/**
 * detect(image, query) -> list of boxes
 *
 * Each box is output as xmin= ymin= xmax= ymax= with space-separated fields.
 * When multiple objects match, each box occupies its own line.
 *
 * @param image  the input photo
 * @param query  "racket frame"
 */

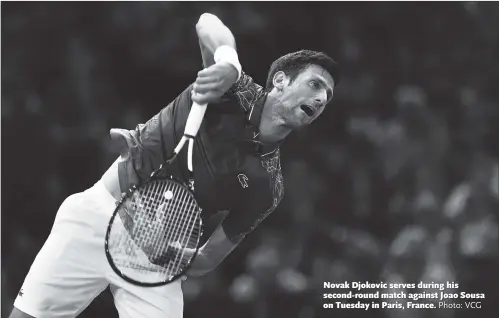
xmin=104 ymin=173 xmax=203 ymax=287
xmin=105 ymin=99 xmax=207 ymax=286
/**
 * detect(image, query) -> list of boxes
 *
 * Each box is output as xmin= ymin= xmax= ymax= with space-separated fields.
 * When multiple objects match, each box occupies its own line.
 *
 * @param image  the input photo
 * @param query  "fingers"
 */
xmin=197 ymin=64 xmax=225 ymax=79
xmin=197 ymin=68 xmax=210 ymax=77
xmin=193 ymin=82 xmax=221 ymax=94
xmin=191 ymin=63 xmax=237 ymax=104
xmin=194 ymin=76 xmax=212 ymax=84
xmin=191 ymin=90 xmax=220 ymax=105
xmin=194 ymin=67 xmax=223 ymax=92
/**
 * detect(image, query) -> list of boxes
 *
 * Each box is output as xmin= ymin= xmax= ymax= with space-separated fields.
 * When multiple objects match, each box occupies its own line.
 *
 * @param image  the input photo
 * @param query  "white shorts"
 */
xmin=13 ymin=180 xmax=184 ymax=318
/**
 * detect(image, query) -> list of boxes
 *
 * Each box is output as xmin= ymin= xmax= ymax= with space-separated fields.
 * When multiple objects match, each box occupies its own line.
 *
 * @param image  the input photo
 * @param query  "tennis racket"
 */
xmin=105 ymin=100 xmax=208 ymax=287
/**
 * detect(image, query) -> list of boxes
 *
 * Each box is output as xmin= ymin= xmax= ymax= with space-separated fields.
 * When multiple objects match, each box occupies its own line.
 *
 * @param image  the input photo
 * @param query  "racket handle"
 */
xmin=173 ymin=136 xmax=188 ymax=156
xmin=184 ymin=102 xmax=208 ymax=138
xmin=185 ymin=102 xmax=207 ymax=172
xmin=172 ymin=101 xmax=206 ymax=157
xmin=171 ymin=102 xmax=207 ymax=171
xmin=188 ymin=139 xmax=194 ymax=171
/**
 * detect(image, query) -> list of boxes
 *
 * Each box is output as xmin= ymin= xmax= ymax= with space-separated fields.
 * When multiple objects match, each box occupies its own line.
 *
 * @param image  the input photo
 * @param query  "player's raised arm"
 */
xmin=196 ymin=13 xmax=236 ymax=68
xmin=192 ymin=13 xmax=242 ymax=106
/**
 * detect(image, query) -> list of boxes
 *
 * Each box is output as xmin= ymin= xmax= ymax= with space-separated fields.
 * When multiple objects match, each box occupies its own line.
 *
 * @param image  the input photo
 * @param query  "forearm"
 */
xmin=196 ymin=13 xmax=236 ymax=68
xmin=185 ymin=247 xmax=216 ymax=277
xmin=186 ymin=222 xmax=243 ymax=277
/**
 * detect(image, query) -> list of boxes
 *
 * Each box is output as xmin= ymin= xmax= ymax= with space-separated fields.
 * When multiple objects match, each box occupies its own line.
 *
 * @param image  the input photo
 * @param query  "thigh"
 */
xmin=9 ymin=307 xmax=35 ymax=318
xmin=13 ymin=192 xmax=111 ymax=318
xmin=109 ymin=278 xmax=184 ymax=318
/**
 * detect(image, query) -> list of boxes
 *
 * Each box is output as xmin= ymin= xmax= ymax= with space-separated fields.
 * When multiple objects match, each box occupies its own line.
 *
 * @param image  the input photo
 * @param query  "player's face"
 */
xmin=274 ymin=65 xmax=335 ymax=129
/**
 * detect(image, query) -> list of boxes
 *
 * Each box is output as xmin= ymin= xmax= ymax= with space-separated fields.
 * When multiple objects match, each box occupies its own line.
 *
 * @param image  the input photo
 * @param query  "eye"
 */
xmin=310 ymin=80 xmax=320 ymax=89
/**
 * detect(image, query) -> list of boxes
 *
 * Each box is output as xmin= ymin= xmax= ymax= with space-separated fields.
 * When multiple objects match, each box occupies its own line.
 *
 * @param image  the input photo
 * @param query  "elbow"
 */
xmin=196 ymin=13 xmax=222 ymax=32
xmin=196 ymin=13 xmax=235 ymax=49
xmin=186 ymin=254 xmax=218 ymax=277
xmin=198 ymin=13 xmax=220 ymax=22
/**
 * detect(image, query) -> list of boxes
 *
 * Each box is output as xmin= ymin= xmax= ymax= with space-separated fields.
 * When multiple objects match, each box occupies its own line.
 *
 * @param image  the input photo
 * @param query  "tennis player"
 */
xmin=11 ymin=13 xmax=339 ymax=318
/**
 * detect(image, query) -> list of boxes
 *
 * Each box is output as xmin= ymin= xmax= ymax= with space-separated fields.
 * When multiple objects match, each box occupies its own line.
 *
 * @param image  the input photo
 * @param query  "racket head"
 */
xmin=105 ymin=177 xmax=203 ymax=287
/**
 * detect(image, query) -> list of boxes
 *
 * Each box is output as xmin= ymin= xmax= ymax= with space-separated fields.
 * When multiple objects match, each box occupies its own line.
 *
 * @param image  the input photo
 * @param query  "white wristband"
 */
xmin=214 ymin=45 xmax=242 ymax=80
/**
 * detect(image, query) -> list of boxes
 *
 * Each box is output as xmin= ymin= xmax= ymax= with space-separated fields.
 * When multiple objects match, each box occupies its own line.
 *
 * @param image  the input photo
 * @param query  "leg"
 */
xmin=9 ymin=307 xmax=35 ymax=318
xmin=11 ymin=183 xmax=114 ymax=318
xmin=108 ymin=278 xmax=184 ymax=318
xmin=11 ymin=226 xmax=108 ymax=318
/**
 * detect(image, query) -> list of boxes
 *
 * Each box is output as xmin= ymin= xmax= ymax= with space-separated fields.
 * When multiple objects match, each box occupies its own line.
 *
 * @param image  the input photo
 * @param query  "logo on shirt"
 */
xmin=18 ymin=288 xmax=24 ymax=297
xmin=237 ymin=174 xmax=249 ymax=188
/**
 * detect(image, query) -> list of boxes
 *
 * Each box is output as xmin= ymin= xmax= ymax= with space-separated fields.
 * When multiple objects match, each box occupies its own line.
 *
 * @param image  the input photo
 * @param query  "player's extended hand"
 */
xmin=191 ymin=62 xmax=239 ymax=105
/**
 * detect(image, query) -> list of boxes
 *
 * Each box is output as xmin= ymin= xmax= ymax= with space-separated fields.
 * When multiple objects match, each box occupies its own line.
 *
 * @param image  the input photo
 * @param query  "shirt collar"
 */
xmin=245 ymin=93 xmax=281 ymax=157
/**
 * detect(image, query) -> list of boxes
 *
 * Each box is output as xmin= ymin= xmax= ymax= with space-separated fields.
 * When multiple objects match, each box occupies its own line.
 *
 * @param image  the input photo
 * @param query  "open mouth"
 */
xmin=300 ymin=105 xmax=315 ymax=117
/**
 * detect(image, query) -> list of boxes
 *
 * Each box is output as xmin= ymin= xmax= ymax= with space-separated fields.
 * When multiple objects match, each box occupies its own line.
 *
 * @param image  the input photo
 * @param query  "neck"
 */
xmin=258 ymin=92 xmax=291 ymax=144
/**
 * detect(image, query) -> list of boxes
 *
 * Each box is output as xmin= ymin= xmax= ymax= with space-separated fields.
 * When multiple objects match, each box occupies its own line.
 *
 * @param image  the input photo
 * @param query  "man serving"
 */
xmin=11 ymin=13 xmax=339 ymax=318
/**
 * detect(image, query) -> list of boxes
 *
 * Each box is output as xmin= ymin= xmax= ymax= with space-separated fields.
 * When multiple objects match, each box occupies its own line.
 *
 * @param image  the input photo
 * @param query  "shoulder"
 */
xmin=223 ymin=71 xmax=265 ymax=112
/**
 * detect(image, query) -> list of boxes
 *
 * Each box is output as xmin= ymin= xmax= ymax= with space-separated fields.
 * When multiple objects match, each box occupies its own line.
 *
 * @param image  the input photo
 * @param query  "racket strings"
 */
xmin=138 ymin=181 xmax=196 ymax=260
xmin=109 ymin=179 xmax=201 ymax=281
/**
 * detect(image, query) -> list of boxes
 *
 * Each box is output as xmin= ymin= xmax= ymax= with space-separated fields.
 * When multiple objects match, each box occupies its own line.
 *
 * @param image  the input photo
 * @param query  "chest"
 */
xmin=191 ymin=111 xmax=282 ymax=213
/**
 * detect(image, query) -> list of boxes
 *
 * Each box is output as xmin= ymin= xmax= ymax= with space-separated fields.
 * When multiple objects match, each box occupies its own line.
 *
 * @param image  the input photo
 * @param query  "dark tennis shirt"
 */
xmin=113 ymin=72 xmax=284 ymax=242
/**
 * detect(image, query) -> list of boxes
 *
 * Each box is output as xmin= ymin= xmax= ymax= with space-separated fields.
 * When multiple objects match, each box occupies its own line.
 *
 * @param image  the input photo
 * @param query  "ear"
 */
xmin=272 ymin=71 xmax=288 ymax=90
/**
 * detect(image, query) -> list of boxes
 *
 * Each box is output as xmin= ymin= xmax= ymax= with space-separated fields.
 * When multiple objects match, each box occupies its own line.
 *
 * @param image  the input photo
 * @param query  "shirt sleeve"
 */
xmin=112 ymin=85 xmax=194 ymax=191
xmin=208 ymin=71 xmax=264 ymax=114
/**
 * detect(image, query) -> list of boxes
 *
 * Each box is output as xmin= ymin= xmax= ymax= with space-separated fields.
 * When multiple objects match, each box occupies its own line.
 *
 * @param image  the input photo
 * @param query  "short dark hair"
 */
xmin=265 ymin=50 xmax=340 ymax=90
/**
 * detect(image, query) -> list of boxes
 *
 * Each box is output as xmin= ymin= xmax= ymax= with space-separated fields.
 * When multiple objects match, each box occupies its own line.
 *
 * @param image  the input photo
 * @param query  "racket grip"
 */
xmin=184 ymin=102 xmax=208 ymax=138
xmin=173 ymin=136 xmax=188 ymax=156
xmin=188 ymin=139 xmax=195 ymax=172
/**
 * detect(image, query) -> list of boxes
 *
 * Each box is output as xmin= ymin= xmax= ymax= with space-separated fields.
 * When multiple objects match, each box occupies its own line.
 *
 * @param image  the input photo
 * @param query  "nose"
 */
xmin=314 ymin=89 xmax=327 ymax=106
